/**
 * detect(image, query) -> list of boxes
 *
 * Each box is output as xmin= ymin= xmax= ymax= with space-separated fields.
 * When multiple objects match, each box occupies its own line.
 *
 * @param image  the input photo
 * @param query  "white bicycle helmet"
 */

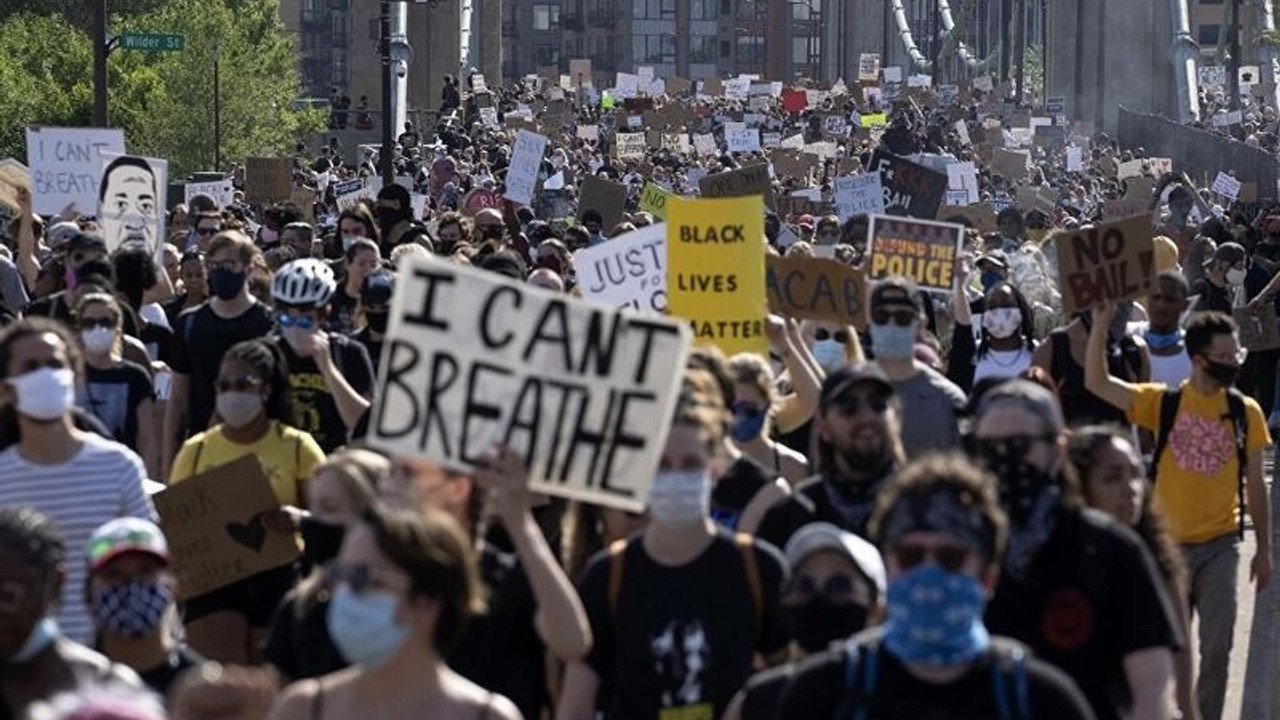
xmin=272 ymin=258 xmax=337 ymax=306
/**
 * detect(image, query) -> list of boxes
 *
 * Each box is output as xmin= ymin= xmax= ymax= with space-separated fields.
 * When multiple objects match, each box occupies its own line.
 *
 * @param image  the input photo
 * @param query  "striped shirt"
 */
xmin=0 ymin=433 xmax=155 ymax=644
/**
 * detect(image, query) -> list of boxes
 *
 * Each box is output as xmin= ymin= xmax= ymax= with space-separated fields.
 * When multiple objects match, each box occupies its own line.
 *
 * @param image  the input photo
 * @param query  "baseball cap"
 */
xmin=45 ymin=221 xmax=82 ymax=251
xmin=86 ymin=517 xmax=169 ymax=575
xmin=975 ymin=249 xmax=1009 ymax=270
xmin=785 ymin=522 xmax=886 ymax=599
xmin=361 ymin=270 xmax=395 ymax=306
xmin=819 ymin=363 xmax=895 ymax=410
xmin=868 ymin=276 xmax=921 ymax=312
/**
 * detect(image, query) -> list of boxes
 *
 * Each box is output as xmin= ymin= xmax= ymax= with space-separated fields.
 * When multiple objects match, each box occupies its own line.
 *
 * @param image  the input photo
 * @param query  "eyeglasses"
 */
xmin=830 ymin=392 xmax=890 ymax=416
xmin=871 ymin=309 xmax=918 ymax=327
xmin=814 ymin=328 xmax=850 ymax=343
xmin=79 ymin=317 xmax=116 ymax=330
xmin=785 ymin=574 xmax=857 ymax=600
xmin=891 ymin=541 xmax=973 ymax=572
xmin=215 ymin=375 xmax=264 ymax=393
xmin=278 ymin=314 xmax=318 ymax=330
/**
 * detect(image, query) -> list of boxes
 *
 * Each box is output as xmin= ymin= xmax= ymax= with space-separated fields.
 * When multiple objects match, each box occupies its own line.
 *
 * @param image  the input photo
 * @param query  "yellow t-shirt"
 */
xmin=1129 ymin=382 xmax=1270 ymax=544
xmin=169 ymin=421 xmax=325 ymax=506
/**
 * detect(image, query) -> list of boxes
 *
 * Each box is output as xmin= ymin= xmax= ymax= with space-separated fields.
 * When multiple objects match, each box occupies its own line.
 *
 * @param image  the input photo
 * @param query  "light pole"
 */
xmin=94 ymin=0 xmax=109 ymax=126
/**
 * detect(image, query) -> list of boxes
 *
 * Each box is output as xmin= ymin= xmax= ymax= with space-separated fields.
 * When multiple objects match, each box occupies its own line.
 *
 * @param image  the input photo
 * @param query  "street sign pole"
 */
xmin=93 ymin=0 xmax=108 ymax=126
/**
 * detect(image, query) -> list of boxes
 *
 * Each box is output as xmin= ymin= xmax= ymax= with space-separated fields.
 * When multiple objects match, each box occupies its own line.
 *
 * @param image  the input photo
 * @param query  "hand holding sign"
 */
xmin=474 ymin=444 xmax=536 ymax=522
xmin=1053 ymin=215 xmax=1155 ymax=315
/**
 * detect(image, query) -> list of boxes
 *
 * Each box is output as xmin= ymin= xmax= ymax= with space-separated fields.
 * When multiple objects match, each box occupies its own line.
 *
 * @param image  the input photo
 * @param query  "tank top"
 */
xmin=1048 ymin=330 xmax=1138 ymax=426
xmin=1148 ymin=350 xmax=1193 ymax=389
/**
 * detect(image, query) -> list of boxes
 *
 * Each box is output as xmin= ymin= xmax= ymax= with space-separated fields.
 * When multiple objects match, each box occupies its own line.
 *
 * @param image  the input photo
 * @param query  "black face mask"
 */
xmin=1204 ymin=359 xmax=1241 ymax=387
xmin=300 ymin=516 xmax=346 ymax=567
xmin=366 ymin=310 xmax=390 ymax=334
xmin=785 ymin=599 xmax=869 ymax=653
xmin=376 ymin=208 xmax=404 ymax=231
xmin=968 ymin=436 xmax=1059 ymax=527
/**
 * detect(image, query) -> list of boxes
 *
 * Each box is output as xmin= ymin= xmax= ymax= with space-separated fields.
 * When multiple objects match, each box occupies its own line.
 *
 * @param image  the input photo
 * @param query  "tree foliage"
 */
xmin=0 ymin=0 xmax=325 ymax=178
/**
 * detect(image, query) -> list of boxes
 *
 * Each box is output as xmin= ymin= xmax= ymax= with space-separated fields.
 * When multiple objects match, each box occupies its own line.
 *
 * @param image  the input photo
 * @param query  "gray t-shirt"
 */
xmin=890 ymin=366 xmax=967 ymax=455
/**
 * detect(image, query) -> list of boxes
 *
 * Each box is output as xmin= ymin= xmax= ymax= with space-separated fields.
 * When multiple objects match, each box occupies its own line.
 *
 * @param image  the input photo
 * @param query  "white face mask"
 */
xmin=648 ymin=468 xmax=711 ymax=527
xmin=7 ymin=367 xmax=75 ymax=422
xmin=216 ymin=391 xmax=264 ymax=428
xmin=811 ymin=339 xmax=847 ymax=373
xmin=981 ymin=307 xmax=1023 ymax=339
xmin=1227 ymin=268 xmax=1247 ymax=286
xmin=342 ymin=234 xmax=363 ymax=252
xmin=80 ymin=327 xmax=116 ymax=355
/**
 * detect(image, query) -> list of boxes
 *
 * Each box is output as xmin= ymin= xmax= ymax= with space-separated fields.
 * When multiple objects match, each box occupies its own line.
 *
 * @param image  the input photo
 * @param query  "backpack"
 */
xmin=833 ymin=631 xmax=1031 ymax=720
xmin=606 ymin=533 xmax=763 ymax=639
xmin=1150 ymin=386 xmax=1249 ymax=538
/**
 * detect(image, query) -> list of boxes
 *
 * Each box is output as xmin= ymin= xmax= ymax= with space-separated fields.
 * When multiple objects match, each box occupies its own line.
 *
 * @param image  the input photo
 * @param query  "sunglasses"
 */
xmin=814 ymin=328 xmax=850 ymax=343
xmin=278 ymin=314 xmax=318 ymax=330
xmin=831 ymin=392 xmax=889 ymax=416
xmin=871 ymin=309 xmax=918 ymax=327
xmin=79 ymin=317 xmax=115 ymax=331
xmin=785 ymin=574 xmax=857 ymax=600
xmin=891 ymin=542 xmax=973 ymax=573
xmin=216 ymin=375 xmax=264 ymax=393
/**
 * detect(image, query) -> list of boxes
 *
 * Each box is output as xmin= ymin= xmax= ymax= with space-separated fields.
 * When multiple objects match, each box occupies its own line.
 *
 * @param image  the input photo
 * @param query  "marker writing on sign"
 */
xmin=1064 ymin=228 xmax=1155 ymax=307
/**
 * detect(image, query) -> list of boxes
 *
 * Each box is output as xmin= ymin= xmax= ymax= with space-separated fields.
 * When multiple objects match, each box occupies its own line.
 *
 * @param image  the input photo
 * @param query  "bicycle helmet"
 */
xmin=272 ymin=258 xmax=336 ymax=306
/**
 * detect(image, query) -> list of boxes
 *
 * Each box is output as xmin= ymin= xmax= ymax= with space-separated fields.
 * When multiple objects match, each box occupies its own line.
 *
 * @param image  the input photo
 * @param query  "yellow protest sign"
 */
xmin=667 ymin=196 xmax=768 ymax=356
xmin=861 ymin=113 xmax=888 ymax=127
xmin=640 ymin=181 xmax=673 ymax=220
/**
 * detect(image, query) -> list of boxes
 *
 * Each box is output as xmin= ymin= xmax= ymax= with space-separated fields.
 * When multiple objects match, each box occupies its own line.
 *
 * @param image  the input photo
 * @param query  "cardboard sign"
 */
xmin=570 ymin=58 xmax=592 ymax=87
xmin=0 ymin=159 xmax=30 ymax=212
xmin=766 ymin=257 xmax=867 ymax=329
xmin=1053 ymin=215 xmax=1155 ymax=315
xmin=699 ymin=164 xmax=773 ymax=206
xmin=693 ymin=133 xmax=718 ymax=157
xmin=574 ymin=223 xmax=667 ymax=313
xmin=1102 ymin=199 xmax=1149 ymax=222
xmin=615 ymin=132 xmax=647 ymax=158
xmin=781 ymin=89 xmax=809 ymax=113
xmin=1213 ymin=110 xmax=1243 ymax=127
xmin=834 ymin=173 xmax=886 ymax=220
xmin=858 ymin=53 xmax=882 ymax=82
xmin=726 ymin=128 xmax=761 ymax=153
xmin=97 ymin=153 xmax=168 ymax=258
xmin=991 ymin=148 xmax=1029 ymax=181
xmin=369 ymin=256 xmax=690 ymax=513
xmin=667 ymin=196 xmax=768 ymax=356
xmin=1235 ymin=302 xmax=1280 ymax=351
xmin=185 ymin=179 xmax=234 ymax=209
xmin=1212 ymin=172 xmax=1242 ymax=201
xmin=335 ymin=178 xmax=374 ymax=211
xmin=244 ymin=157 xmax=292 ymax=204
xmin=867 ymin=215 xmax=963 ymax=292
xmin=937 ymin=205 xmax=997 ymax=233
xmin=26 ymin=127 xmax=126 ymax=215
xmin=153 ymin=455 xmax=298 ymax=601
xmin=576 ymin=125 xmax=599 ymax=142
xmin=1066 ymin=146 xmax=1084 ymax=173
xmin=1199 ymin=66 xmax=1227 ymax=87
xmin=505 ymin=130 xmax=548 ymax=206
xmin=579 ymin=175 xmax=628 ymax=230
xmin=640 ymin=182 xmax=673 ymax=220
xmin=867 ymin=150 xmax=948 ymax=219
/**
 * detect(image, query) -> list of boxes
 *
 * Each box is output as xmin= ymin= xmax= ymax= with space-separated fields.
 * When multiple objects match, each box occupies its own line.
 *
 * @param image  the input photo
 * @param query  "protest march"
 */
xmin=9 ymin=7 xmax=1280 ymax=720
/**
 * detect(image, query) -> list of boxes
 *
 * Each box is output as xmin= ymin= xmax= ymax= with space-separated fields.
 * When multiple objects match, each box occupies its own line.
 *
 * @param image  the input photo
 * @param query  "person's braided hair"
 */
xmin=0 ymin=506 xmax=65 ymax=581
xmin=221 ymin=339 xmax=292 ymax=424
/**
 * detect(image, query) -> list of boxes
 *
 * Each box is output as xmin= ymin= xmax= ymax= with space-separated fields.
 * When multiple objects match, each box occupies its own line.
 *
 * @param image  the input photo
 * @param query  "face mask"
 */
xmin=342 ymin=234 xmax=363 ymax=252
xmin=259 ymin=228 xmax=279 ymax=246
xmin=729 ymin=406 xmax=768 ymax=443
xmin=376 ymin=208 xmax=403 ymax=230
xmin=811 ymin=339 xmax=847 ymax=373
xmin=81 ymin=327 xmax=116 ymax=355
xmin=1144 ymin=329 xmax=1183 ymax=349
xmin=979 ymin=270 xmax=1003 ymax=292
xmin=786 ymin=598 xmax=869 ymax=654
xmin=300 ymin=516 xmax=346 ymax=566
xmin=971 ymin=440 xmax=1062 ymax=578
xmin=981 ymin=308 xmax=1022 ymax=340
xmin=8 ymin=617 xmax=59 ymax=665
xmin=208 ymin=267 xmax=247 ymax=301
xmin=327 ymin=585 xmax=409 ymax=668
xmin=481 ymin=225 xmax=504 ymax=240
xmin=537 ymin=254 xmax=563 ymax=275
xmin=1204 ymin=359 xmax=1241 ymax=387
xmin=7 ymin=367 xmax=75 ymax=422
xmin=1227 ymin=268 xmax=1247 ymax=286
xmin=367 ymin=310 xmax=390 ymax=334
xmin=216 ymin=391 xmax=264 ymax=428
xmin=870 ymin=322 xmax=917 ymax=360
xmin=89 ymin=579 xmax=172 ymax=638
xmin=648 ymin=468 xmax=711 ymax=527
xmin=883 ymin=564 xmax=989 ymax=666
xmin=283 ymin=324 xmax=320 ymax=354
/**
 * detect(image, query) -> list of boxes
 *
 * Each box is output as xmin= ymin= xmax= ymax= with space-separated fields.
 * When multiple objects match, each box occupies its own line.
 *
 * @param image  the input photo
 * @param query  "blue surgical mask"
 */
xmin=883 ymin=564 xmax=990 ymax=666
xmin=980 ymin=270 xmax=1002 ymax=292
xmin=327 ymin=585 xmax=409 ymax=668
xmin=870 ymin=322 xmax=917 ymax=360
xmin=729 ymin=406 xmax=768 ymax=443
xmin=8 ymin=617 xmax=59 ymax=664
xmin=812 ymin=339 xmax=847 ymax=372
xmin=1144 ymin=328 xmax=1183 ymax=349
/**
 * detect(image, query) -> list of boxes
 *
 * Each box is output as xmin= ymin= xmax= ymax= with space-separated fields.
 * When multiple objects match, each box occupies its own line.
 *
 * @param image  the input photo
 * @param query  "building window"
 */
xmin=534 ymin=4 xmax=561 ymax=30
xmin=633 ymin=0 xmax=675 ymax=19
xmin=1198 ymin=24 xmax=1220 ymax=44
xmin=331 ymin=50 xmax=347 ymax=87
xmin=691 ymin=0 xmax=719 ymax=19
xmin=791 ymin=0 xmax=820 ymax=21
xmin=535 ymin=45 xmax=562 ymax=66
xmin=736 ymin=35 xmax=764 ymax=65
xmin=691 ymin=34 xmax=718 ymax=62
xmin=633 ymin=34 xmax=675 ymax=63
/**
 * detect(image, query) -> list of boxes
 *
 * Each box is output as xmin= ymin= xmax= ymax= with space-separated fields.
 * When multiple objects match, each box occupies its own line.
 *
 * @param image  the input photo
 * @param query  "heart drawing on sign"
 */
xmin=225 ymin=516 xmax=267 ymax=552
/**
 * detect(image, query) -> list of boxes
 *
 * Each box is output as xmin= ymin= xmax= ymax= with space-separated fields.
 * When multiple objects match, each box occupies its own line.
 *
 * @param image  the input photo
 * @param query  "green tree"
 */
xmin=0 ymin=13 xmax=93 ymax=158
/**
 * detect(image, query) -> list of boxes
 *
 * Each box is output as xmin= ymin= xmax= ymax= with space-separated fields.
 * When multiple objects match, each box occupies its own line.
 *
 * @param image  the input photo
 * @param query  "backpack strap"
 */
xmin=1226 ymin=388 xmax=1250 ymax=538
xmin=606 ymin=538 xmax=629 ymax=624
xmin=989 ymin=642 xmax=1031 ymax=720
xmin=734 ymin=533 xmax=764 ymax=634
xmin=836 ymin=635 xmax=880 ymax=720
xmin=1150 ymin=388 xmax=1183 ymax=481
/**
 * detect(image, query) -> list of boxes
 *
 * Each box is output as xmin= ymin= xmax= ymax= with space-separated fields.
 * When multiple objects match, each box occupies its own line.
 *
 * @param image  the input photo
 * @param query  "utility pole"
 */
xmin=1014 ymin=0 xmax=1026 ymax=105
xmin=380 ymin=0 xmax=394 ymax=187
xmin=1229 ymin=0 xmax=1242 ymax=111
xmin=93 ymin=0 xmax=108 ymax=126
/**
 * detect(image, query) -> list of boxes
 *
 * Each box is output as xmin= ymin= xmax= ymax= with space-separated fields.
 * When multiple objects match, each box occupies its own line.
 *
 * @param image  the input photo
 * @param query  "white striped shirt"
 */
xmin=0 ymin=433 xmax=155 ymax=644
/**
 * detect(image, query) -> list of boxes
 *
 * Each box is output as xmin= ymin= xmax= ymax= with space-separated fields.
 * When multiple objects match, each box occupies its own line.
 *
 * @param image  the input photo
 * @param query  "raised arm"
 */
xmin=1083 ymin=303 xmax=1137 ymax=412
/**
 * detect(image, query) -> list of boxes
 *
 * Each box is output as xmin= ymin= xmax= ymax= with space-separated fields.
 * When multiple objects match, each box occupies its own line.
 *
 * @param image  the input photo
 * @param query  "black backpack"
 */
xmin=833 ymin=630 xmax=1031 ymax=720
xmin=1150 ymin=387 xmax=1250 ymax=538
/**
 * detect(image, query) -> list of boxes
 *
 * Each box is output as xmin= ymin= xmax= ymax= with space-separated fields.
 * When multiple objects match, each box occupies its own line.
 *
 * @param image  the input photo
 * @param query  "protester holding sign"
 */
xmin=950 ymin=262 xmax=1039 ymax=390
xmin=725 ymin=352 xmax=811 ymax=484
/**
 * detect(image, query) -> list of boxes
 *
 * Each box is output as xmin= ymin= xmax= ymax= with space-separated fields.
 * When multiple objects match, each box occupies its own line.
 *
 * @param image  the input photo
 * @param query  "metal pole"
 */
xmin=214 ymin=54 xmax=222 ymax=171
xmin=1229 ymin=0 xmax=1242 ymax=112
xmin=1015 ymin=0 xmax=1025 ymax=104
xmin=380 ymin=0 xmax=395 ymax=187
xmin=93 ymin=0 xmax=108 ymax=126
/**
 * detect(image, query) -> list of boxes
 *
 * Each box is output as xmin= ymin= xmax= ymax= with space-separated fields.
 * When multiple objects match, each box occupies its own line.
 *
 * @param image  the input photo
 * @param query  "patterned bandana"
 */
xmin=89 ymin=579 xmax=172 ymax=638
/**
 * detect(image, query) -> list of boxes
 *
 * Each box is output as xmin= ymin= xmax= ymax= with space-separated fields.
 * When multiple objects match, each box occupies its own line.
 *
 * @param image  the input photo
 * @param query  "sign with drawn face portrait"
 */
xmin=98 ymin=152 xmax=168 ymax=258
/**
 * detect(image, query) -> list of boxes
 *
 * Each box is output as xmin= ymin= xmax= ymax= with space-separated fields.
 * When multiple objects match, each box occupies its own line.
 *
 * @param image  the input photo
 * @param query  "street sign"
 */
xmin=119 ymin=33 xmax=185 ymax=52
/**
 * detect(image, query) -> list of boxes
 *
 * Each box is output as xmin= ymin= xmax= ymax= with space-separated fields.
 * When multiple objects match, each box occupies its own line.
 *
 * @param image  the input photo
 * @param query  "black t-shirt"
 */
xmin=1191 ymin=277 xmax=1233 ymax=314
xmin=136 ymin=646 xmax=205 ymax=696
xmin=986 ymin=509 xmax=1182 ymax=720
xmin=168 ymin=302 xmax=275 ymax=434
xmin=758 ymin=468 xmax=896 ymax=545
xmin=263 ymin=584 xmax=347 ymax=681
xmin=327 ymin=287 xmax=359 ymax=335
xmin=578 ymin=531 xmax=788 ymax=720
xmin=770 ymin=633 xmax=1097 ymax=720
xmin=271 ymin=333 xmax=374 ymax=453
xmin=449 ymin=544 xmax=545 ymax=720
xmin=79 ymin=361 xmax=153 ymax=447
xmin=352 ymin=328 xmax=384 ymax=376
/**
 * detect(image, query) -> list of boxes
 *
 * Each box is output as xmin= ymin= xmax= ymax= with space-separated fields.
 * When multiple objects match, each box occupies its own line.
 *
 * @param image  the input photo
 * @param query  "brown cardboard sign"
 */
xmin=244 ymin=158 xmax=292 ymax=204
xmin=153 ymin=455 xmax=298 ymax=601
xmin=1053 ymin=215 xmax=1155 ymax=315
xmin=1235 ymin=302 xmax=1280 ymax=351
xmin=699 ymin=164 xmax=774 ymax=208
xmin=0 ymin=158 xmax=31 ymax=211
xmin=766 ymin=257 xmax=867 ymax=330
xmin=937 ymin=205 xmax=997 ymax=233
xmin=569 ymin=58 xmax=592 ymax=87
xmin=991 ymin=148 xmax=1029 ymax=182
xmin=579 ymin=175 xmax=628 ymax=230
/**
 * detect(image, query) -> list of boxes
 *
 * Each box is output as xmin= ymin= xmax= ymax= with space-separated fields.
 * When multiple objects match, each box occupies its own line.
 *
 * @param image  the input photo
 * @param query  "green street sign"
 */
xmin=119 ymin=33 xmax=185 ymax=52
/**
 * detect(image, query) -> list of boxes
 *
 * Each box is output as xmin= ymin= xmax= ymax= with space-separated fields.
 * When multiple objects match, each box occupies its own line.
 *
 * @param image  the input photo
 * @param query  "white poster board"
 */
xmin=506 ymin=130 xmax=548 ymax=206
xmin=573 ymin=224 xmax=667 ymax=313
xmin=26 ymin=127 xmax=126 ymax=216
xmin=833 ymin=173 xmax=886 ymax=220
xmin=97 ymin=153 xmax=168 ymax=259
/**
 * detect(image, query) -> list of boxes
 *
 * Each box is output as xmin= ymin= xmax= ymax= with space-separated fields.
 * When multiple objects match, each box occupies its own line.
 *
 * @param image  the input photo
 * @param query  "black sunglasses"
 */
xmin=831 ymin=392 xmax=889 ymax=416
xmin=871 ymin=309 xmax=918 ymax=327
xmin=815 ymin=328 xmax=850 ymax=343
xmin=891 ymin=542 xmax=972 ymax=573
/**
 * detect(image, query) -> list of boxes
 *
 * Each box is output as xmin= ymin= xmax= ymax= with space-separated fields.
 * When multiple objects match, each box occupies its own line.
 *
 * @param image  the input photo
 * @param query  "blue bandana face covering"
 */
xmin=883 ymin=564 xmax=990 ymax=666
xmin=1144 ymin=328 xmax=1183 ymax=350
